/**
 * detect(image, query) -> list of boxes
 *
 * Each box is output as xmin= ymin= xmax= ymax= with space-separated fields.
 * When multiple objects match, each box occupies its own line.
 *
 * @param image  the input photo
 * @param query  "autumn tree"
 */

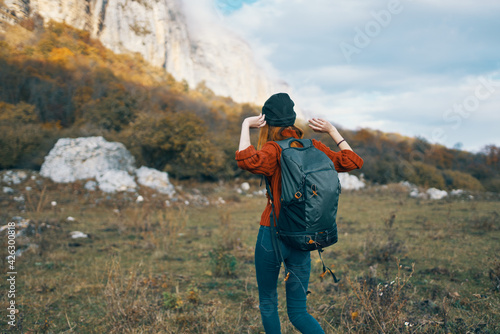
xmin=122 ymin=111 xmax=225 ymax=179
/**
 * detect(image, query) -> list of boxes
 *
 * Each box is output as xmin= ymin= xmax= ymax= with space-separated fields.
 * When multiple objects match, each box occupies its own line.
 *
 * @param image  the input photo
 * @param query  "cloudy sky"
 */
xmin=196 ymin=0 xmax=500 ymax=151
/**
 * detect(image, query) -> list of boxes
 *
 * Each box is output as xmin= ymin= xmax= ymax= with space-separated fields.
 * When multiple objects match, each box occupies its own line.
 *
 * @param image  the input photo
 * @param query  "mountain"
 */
xmin=1 ymin=14 xmax=497 ymax=191
xmin=1 ymin=0 xmax=283 ymax=104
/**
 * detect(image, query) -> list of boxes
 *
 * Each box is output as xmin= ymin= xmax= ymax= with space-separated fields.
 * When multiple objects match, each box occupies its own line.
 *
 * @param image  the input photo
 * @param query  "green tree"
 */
xmin=442 ymin=169 xmax=484 ymax=191
xmin=123 ymin=111 xmax=225 ymax=179
xmin=80 ymin=83 xmax=138 ymax=131
xmin=404 ymin=161 xmax=446 ymax=189
xmin=0 ymin=102 xmax=51 ymax=169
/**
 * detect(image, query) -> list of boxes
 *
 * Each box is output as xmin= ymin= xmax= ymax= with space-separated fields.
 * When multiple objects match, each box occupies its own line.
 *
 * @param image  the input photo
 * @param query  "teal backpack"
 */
xmin=264 ymin=137 xmax=341 ymax=282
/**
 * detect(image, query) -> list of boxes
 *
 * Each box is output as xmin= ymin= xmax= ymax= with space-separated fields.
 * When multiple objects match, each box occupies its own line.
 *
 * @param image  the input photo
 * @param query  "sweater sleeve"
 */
xmin=312 ymin=139 xmax=364 ymax=172
xmin=235 ymin=142 xmax=281 ymax=177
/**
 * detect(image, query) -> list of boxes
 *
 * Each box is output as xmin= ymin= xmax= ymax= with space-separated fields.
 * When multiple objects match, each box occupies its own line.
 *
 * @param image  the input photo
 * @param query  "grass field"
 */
xmin=1 ymin=175 xmax=499 ymax=333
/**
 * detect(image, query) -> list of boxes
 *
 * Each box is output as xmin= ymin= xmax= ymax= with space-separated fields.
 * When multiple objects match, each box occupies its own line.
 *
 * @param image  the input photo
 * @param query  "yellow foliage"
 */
xmin=49 ymin=47 xmax=75 ymax=63
xmin=40 ymin=120 xmax=63 ymax=130
xmin=406 ymin=161 xmax=446 ymax=189
xmin=2 ymin=24 xmax=34 ymax=49
xmin=0 ymin=101 xmax=38 ymax=123
xmin=442 ymin=169 xmax=484 ymax=191
xmin=1 ymin=17 xmax=496 ymax=186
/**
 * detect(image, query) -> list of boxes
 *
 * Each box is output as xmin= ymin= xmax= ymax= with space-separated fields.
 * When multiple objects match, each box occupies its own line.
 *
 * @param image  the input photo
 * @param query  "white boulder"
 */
xmin=338 ymin=173 xmax=365 ymax=190
xmin=426 ymin=188 xmax=448 ymax=200
xmin=84 ymin=180 xmax=97 ymax=191
xmin=40 ymin=136 xmax=135 ymax=183
xmin=241 ymin=182 xmax=250 ymax=192
xmin=69 ymin=231 xmax=88 ymax=239
xmin=402 ymin=181 xmax=448 ymax=200
xmin=40 ymin=137 xmax=177 ymax=195
xmin=450 ymin=189 xmax=465 ymax=196
xmin=13 ymin=195 xmax=25 ymax=202
xmin=97 ymin=170 xmax=137 ymax=193
xmin=2 ymin=170 xmax=28 ymax=185
xmin=135 ymin=166 xmax=175 ymax=197
xmin=409 ymin=188 xmax=425 ymax=199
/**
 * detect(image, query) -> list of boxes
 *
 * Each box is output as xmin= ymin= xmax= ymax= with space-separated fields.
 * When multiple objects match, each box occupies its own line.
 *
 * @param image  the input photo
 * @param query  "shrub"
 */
xmin=345 ymin=260 xmax=415 ymax=334
xmin=483 ymin=177 xmax=500 ymax=193
xmin=122 ymin=111 xmax=225 ymax=179
xmin=103 ymin=258 xmax=161 ymax=333
xmin=80 ymin=82 xmax=138 ymax=131
xmin=363 ymin=213 xmax=406 ymax=273
xmin=404 ymin=161 xmax=446 ymax=189
xmin=490 ymin=258 xmax=500 ymax=292
xmin=0 ymin=102 xmax=54 ymax=169
xmin=442 ymin=169 xmax=484 ymax=191
xmin=163 ymin=291 xmax=183 ymax=310
xmin=0 ymin=101 xmax=38 ymax=123
xmin=208 ymin=247 xmax=237 ymax=277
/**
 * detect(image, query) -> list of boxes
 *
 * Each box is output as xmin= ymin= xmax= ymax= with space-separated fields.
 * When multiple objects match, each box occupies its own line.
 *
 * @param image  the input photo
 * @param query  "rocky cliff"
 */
xmin=2 ymin=0 xmax=282 ymax=104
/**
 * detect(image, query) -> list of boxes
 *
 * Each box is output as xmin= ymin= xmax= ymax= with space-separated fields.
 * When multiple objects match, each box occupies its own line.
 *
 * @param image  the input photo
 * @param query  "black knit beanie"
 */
xmin=262 ymin=93 xmax=296 ymax=127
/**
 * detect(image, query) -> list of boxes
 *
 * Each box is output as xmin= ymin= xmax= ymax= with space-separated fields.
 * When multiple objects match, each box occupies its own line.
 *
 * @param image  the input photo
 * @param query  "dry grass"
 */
xmin=0 ymin=179 xmax=499 ymax=333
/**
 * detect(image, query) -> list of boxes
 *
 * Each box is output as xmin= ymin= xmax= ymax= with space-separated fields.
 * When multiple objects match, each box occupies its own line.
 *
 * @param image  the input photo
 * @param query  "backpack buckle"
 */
xmin=294 ymin=191 xmax=302 ymax=199
xmin=311 ymin=184 xmax=318 ymax=197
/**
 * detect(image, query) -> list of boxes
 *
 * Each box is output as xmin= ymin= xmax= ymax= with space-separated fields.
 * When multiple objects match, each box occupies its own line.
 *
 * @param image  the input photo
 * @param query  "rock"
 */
xmin=241 ymin=182 xmax=250 ymax=192
xmin=135 ymin=166 xmax=175 ymax=197
xmin=37 ymin=136 xmax=179 ymax=195
xmin=39 ymin=136 xmax=153 ymax=194
xmin=69 ymin=231 xmax=88 ymax=239
xmin=400 ymin=181 xmax=415 ymax=190
xmin=66 ymin=216 xmax=76 ymax=222
xmin=1 ymin=170 xmax=28 ymax=185
xmin=401 ymin=181 xmax=426 ymax=198
xmin=409 ymin=189 xmax=421 ymax=198
xmin=13 ymin=195 xmax=25 ymax=202
xmin=97 ymin=170 xmax=137 ymax=193
xmin=84 ymin=180 xmax=97 ymax=191
xmin=450 ymin=189 xmax=465 ymax=196
xmin=215 ymin=197 xmax=226 ymax=205
xmin=338 ymin=173 xmax=365 ymax=190
xmin=185 ymin=193 xmax=209 ymax=206
xmin=426 ymin=188 xmax=448 ymax=200
xmin=253 ymin=189 xmax=266 ymax=196
xmin=402 ymin=182 xmax=447 ymax=200
xmin=40 ymin=136 xmax=135 ymax=183
xmin=136 ymin=195 xmax=144 ymax=203
xmin=4 ymin=0 xmax=282 ymax=104
xmin=3 ymin=186 xmax=14 ymax=194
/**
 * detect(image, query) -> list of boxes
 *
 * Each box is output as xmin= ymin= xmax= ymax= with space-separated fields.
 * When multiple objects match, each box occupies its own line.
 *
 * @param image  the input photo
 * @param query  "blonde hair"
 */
xmin=257 ymin=124 xmax=304 ymax=150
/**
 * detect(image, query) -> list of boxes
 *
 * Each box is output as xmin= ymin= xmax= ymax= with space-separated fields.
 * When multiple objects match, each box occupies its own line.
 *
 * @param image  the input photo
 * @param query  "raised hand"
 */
xmin=308 ymin=118 xmax=352 ymax=151
xmin=239 ymin=114 xmax=266 ymax=151
xmin=308 ymin=118 xmax=336 ymax=134
xmin=244 ymin=114 xmax=267 ymax=128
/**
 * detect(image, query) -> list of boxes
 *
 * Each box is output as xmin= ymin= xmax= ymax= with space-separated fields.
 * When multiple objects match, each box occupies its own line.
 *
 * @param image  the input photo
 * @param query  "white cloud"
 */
xmin=202 ymin=0 xmax=500 ymax=150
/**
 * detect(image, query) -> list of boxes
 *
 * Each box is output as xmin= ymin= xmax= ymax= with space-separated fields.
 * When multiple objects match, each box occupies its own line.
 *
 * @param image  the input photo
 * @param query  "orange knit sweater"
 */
xmin=235 ymin=130 xmax=364 ymax=226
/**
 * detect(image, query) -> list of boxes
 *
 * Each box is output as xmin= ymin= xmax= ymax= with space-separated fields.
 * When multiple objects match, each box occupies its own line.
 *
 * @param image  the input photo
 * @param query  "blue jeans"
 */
xmin=255 ymin=225 xmax=325 ymax=334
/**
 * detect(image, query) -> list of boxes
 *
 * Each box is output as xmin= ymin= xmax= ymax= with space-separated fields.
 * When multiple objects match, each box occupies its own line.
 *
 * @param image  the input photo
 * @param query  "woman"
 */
xmin=235 ymin=93 xmax=363 ymax=333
